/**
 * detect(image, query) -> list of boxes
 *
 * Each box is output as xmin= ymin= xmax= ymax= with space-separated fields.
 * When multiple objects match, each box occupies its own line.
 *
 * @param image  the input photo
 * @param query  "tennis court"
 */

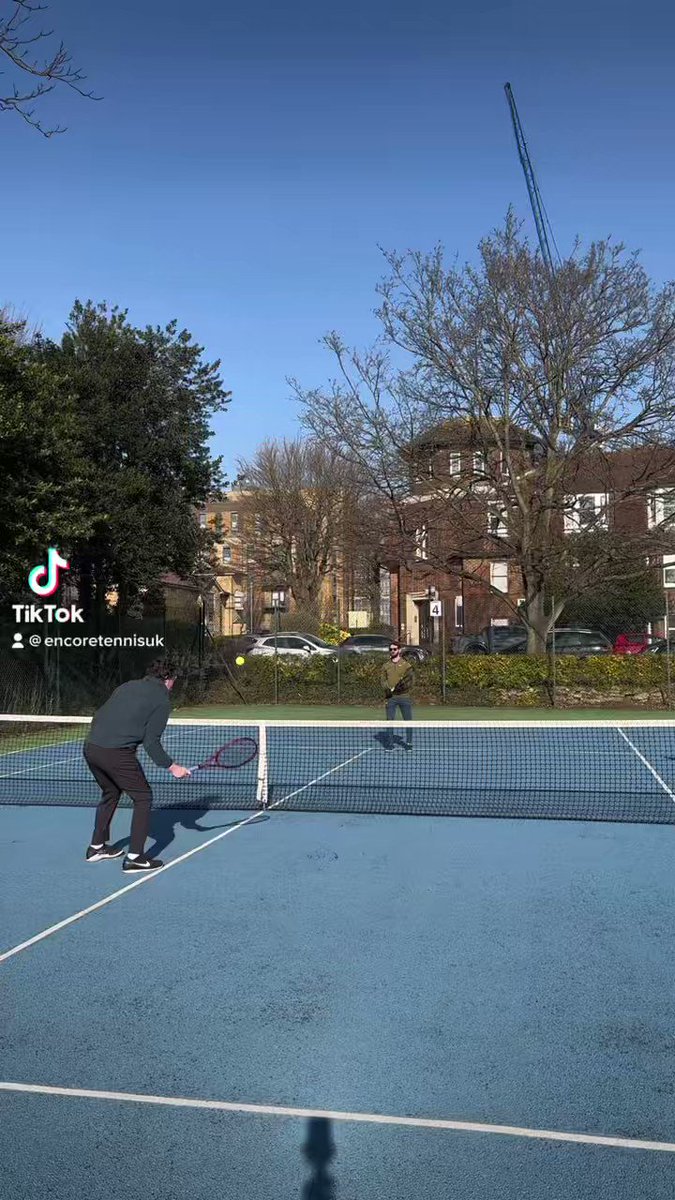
xmin=1 ymin=716 xmax=675 ymax=1198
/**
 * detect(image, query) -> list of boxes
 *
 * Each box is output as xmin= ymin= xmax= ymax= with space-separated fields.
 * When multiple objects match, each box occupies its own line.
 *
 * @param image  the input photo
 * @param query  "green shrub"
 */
xmin=201 ymin=651 xmax=669 ymax=708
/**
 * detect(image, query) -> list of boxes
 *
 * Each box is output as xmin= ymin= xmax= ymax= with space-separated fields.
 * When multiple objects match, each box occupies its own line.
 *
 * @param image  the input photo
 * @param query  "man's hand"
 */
xmin=169 ymin=763 xmax=191 ymax=779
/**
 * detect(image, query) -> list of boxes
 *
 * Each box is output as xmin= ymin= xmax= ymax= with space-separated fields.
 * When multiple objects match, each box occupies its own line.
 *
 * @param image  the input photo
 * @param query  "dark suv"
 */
xmin=338 ymin=634 xmax=428 ymax=663
xmin=458 ymin=625 xmax=612 ymax=656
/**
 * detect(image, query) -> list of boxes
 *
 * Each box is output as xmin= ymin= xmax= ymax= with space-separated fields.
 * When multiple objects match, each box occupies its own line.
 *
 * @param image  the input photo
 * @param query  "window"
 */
xmin=454 ymin=595 xmax=464 ymax=630
xmin=490 ymin=561 xmax=509 ymax=594
xmin=498 ymin=452 xmax=509 ymax=477
xmin=487 ymin=504 xmax=507 ymax=538
xmin=414 ymin=525 xmax=429 ymax=560
xmin=564 ymin=494 xmax=608 ymax=533
xmin=199 ymin=513 xmax=207 ymax=528
xmin=473 ymin=451 xmax=488 ymax=476
xmin=449 ymin=452 xmax=461 ymax=477
xmin=231 ymin=512 xmax=239 ymax=531
xmin=214 ymin=515 xmax=223 ymax=537
xmin=648 ymin=490 xmax=675 ymax=529
xmin=221 ymin=545 xmax=232 ymax=563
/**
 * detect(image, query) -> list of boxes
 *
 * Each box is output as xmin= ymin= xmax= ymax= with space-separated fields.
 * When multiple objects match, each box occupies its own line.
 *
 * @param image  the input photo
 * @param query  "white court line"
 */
xmin=616 ymin=729 xmax=675 ymax=806
xmin=0 ymin=810 xmax=266 ymax=966
xmin=0 ymin=1081 xmax=673 ymax=1153
xmin=0 ymin=756 xmax=79 ymax=779
xmin=0 ymin=747 xmax=374 ymax=964
xmin=270 ymin=748 xmax=375 ymax=807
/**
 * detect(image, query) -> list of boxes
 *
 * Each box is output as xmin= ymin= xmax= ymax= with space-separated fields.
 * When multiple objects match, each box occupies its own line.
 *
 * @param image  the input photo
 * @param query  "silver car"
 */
xmin=246 ymin=633 xmax=335 ymax=658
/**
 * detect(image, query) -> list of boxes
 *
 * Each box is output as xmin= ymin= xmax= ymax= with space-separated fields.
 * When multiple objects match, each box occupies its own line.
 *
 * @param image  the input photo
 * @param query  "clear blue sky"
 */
xmin=2 ymin=0 xmax=674 ymax=482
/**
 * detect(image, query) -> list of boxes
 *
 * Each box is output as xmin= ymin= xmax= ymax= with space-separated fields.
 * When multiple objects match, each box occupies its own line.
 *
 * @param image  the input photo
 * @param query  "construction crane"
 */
xmin=504 ymin=83 xmax=561 ymax=277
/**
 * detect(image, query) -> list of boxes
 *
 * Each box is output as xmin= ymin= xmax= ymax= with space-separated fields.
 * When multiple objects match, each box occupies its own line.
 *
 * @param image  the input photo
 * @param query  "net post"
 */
xmin=256 ymin=721 xmax=269 ymax=808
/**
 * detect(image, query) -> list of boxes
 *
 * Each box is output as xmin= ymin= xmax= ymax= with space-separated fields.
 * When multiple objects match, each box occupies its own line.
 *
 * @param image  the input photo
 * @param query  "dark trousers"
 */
xmin=84 ymin=744 xmax=153 ymax=855
xmin=385 ymin=696 xmax=413 ymax=746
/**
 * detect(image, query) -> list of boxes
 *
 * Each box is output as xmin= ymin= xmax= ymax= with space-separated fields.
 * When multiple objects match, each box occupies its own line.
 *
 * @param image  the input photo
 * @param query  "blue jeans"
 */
xmin=385 ymin=696 xmax=413 ymax=747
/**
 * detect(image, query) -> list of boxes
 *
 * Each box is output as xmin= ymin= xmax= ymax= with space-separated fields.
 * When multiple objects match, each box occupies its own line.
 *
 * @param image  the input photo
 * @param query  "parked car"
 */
xmin=457 ymin=625 xmax=612 ymax=656
xmin=639 ymin=638 xmax=672 ymax=655
xmin=246 ymin=633 xmax=335 ymax=658
xmin=613 ymin=632 xmax=650 ymax=654
xmin=337 ymin=634 xmax=429 ymax=663
xmin=458 ymin=624 xmax=528 ymax=655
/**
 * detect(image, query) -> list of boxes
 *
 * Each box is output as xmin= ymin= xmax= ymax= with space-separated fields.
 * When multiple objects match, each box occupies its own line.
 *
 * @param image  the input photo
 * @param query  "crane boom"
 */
xmin=504 ymin=83 xmax=560 ymax=276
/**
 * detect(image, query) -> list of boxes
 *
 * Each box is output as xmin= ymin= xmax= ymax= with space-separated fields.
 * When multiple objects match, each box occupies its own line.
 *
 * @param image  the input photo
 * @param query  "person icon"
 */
xmin=12 ymin=632 xmax=24 ymax=650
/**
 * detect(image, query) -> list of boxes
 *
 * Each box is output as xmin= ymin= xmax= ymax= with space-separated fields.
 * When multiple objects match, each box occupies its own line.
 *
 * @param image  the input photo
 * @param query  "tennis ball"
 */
xmin=235 ymin=655 xmax=246 ymax=666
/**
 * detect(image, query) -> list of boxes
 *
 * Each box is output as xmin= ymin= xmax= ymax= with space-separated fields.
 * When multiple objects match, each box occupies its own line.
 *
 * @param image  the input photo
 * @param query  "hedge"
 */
xmin=200 ymin=653 xmax=670 ymax=708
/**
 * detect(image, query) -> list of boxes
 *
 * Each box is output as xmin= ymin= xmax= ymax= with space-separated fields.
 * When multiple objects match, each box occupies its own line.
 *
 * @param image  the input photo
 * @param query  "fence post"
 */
xmin=550 ymin=596 xmax=557 ymax=708
xmin=441 ymin=612 xmax=447 ymax=704
xmin=665 ymin=607 xmax=673 ymax=710
xmin=273 ymin=600 xmax=280 ymax=705
xmin=334 ymin=591 xmax=342 ymax=706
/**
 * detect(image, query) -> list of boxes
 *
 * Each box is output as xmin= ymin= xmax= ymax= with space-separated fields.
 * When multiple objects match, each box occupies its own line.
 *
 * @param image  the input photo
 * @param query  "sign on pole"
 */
xmin=429 ymin=600 xmax=443 ymax=619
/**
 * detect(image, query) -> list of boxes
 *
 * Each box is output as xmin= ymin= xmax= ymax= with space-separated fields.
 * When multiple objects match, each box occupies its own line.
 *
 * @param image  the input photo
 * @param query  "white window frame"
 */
xmin=473 ymin=450 xmax=488 ymax=476
xmin=648 ymin=489 xmax=675 ymax=530
xmin=199 ymin=513 xmax=207 ymax=528
xmin=490 ymin=561 xmax=509 ymax=594
xmin=564 ymin=493 xmax=608 ymax=533
xmin=487 ymin=504 xmax=507 ymax=539
xmin=454 ymin=595 xmax=464 ymax=629
xmin=221 ymin=545 xmax=232 ymax=564
xmin=414 ymin=525 xmax=429 ymax=560
xmin=231 ymin=512 xmax=239 ymax=531
xmin=449 ymin=452 xmax=461 ymax=477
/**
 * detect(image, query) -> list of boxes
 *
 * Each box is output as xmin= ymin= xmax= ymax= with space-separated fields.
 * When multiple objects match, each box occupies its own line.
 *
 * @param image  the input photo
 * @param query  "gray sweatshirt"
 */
xmin=86 ymin=677 xmax=174 ymax=768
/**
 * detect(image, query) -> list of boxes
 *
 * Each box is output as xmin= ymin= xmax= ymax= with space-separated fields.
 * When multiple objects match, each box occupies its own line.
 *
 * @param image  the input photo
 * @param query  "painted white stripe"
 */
xmin=0 ymin=1081 xmax=672 ymax=1152
xmin=270 ymin=748 xmax=374 ymax=807
xmin=0 ymin=756 xmax=78 ymax=779
xmin=5 ymin=714 xmax=675 ymax=729
xmin=617 ymin=729 xmax=675 ymax=806
xmin=0 ymin=810 xmax=266 ymax=965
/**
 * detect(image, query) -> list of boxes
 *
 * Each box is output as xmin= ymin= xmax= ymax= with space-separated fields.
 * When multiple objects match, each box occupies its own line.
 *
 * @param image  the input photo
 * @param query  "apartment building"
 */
xmin=197 ymin=492 xmax=370 ymax=635
xmin=382 ymin=422 xmax=675 ymax=645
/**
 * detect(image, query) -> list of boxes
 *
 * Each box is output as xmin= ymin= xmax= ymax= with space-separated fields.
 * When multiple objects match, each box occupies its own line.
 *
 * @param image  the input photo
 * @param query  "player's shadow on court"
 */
xmin=373 ymin=731 xmax=411 ymax=751
xmin=110 ymin=810 xmax=246 ymax=859
xmin=301 ymin=1118 xmax=337 ymax=1200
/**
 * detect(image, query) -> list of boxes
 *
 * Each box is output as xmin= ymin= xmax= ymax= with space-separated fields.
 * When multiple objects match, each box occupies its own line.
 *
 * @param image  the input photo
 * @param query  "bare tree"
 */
xmin=295 ymin=214 xmax=675 ymax=651
xmin=1 ymin=0 xmax=97 ymax=135
xmin=237 ymin=438 xmax=377 ymax=621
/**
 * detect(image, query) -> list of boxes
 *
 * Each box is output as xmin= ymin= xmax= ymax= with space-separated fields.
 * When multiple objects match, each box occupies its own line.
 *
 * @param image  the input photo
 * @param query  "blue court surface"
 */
xmin=1 ymin=722 xmax=675 ymax=1198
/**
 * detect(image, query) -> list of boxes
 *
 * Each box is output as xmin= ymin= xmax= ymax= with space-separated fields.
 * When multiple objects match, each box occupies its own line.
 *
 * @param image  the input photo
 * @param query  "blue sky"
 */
xmin=2 ymin=0 xmax=674 ymax=482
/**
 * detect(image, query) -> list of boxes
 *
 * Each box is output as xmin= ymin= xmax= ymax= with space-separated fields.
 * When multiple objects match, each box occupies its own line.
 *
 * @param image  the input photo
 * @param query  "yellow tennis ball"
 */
xmin=235 ymin=655 xmax=246 ymax=666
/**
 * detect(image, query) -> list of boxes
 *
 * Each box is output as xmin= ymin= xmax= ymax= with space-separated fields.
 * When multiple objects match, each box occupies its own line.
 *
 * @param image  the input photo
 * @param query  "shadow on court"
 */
xmin=107 ymin=810 xmax=250 ymax=859
xmin=302 ymin=1118 xmax=337 ymax=1200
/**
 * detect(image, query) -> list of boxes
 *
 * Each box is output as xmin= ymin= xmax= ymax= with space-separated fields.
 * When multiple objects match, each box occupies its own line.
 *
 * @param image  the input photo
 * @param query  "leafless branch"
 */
xmin=0 ymin=0 xmax=99 ymax=136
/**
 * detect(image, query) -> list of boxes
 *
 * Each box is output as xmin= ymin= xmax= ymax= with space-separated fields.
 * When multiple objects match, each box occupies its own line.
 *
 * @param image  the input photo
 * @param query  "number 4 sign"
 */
xmin=429 ymin=600 xmax=443 ymax=618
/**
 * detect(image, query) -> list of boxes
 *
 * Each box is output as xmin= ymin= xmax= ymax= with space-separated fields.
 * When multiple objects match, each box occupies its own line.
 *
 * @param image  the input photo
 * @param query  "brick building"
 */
xmin=197 ymin=492 xmax=372 ymax=636
xmin=382 ymin=421 xmax=675 ymax=646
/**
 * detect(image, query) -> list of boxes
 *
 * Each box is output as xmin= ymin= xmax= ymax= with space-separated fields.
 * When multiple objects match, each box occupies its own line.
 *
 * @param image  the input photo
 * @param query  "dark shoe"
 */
xmin=86 ymin=844 xmax=124 ymax=863
xmin=122 ymin=854 xmax=163 ymax=873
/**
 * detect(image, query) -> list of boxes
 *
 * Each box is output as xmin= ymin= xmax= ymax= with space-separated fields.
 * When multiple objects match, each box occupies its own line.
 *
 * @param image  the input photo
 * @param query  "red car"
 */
xmin=613 ymin=632 xmax=650 ymax=654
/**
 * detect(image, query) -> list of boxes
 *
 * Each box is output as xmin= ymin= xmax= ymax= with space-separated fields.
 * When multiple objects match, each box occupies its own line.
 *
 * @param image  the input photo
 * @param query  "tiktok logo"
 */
xmin=28 ymin=548 xmax=70 ymax=597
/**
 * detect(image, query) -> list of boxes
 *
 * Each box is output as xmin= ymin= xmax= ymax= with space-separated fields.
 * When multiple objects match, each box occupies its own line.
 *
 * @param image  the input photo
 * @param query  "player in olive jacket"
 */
xmin=381 ymin=643 xmax=414 ymax=749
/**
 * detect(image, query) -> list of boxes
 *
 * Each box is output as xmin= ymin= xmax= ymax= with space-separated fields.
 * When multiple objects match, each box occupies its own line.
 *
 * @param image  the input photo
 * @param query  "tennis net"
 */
xmin=1 ymin=715 xmax=675 ymax=824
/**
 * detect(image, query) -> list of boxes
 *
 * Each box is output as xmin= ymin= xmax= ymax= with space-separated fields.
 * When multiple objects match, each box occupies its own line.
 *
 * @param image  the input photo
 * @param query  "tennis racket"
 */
xmin=186 ymin=737 xmax=258 ymax=774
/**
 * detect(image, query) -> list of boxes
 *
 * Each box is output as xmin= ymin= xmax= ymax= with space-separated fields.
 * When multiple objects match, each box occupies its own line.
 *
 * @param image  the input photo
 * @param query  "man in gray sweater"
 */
xmin=83 ymin=659 xmax=190 ymax=873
